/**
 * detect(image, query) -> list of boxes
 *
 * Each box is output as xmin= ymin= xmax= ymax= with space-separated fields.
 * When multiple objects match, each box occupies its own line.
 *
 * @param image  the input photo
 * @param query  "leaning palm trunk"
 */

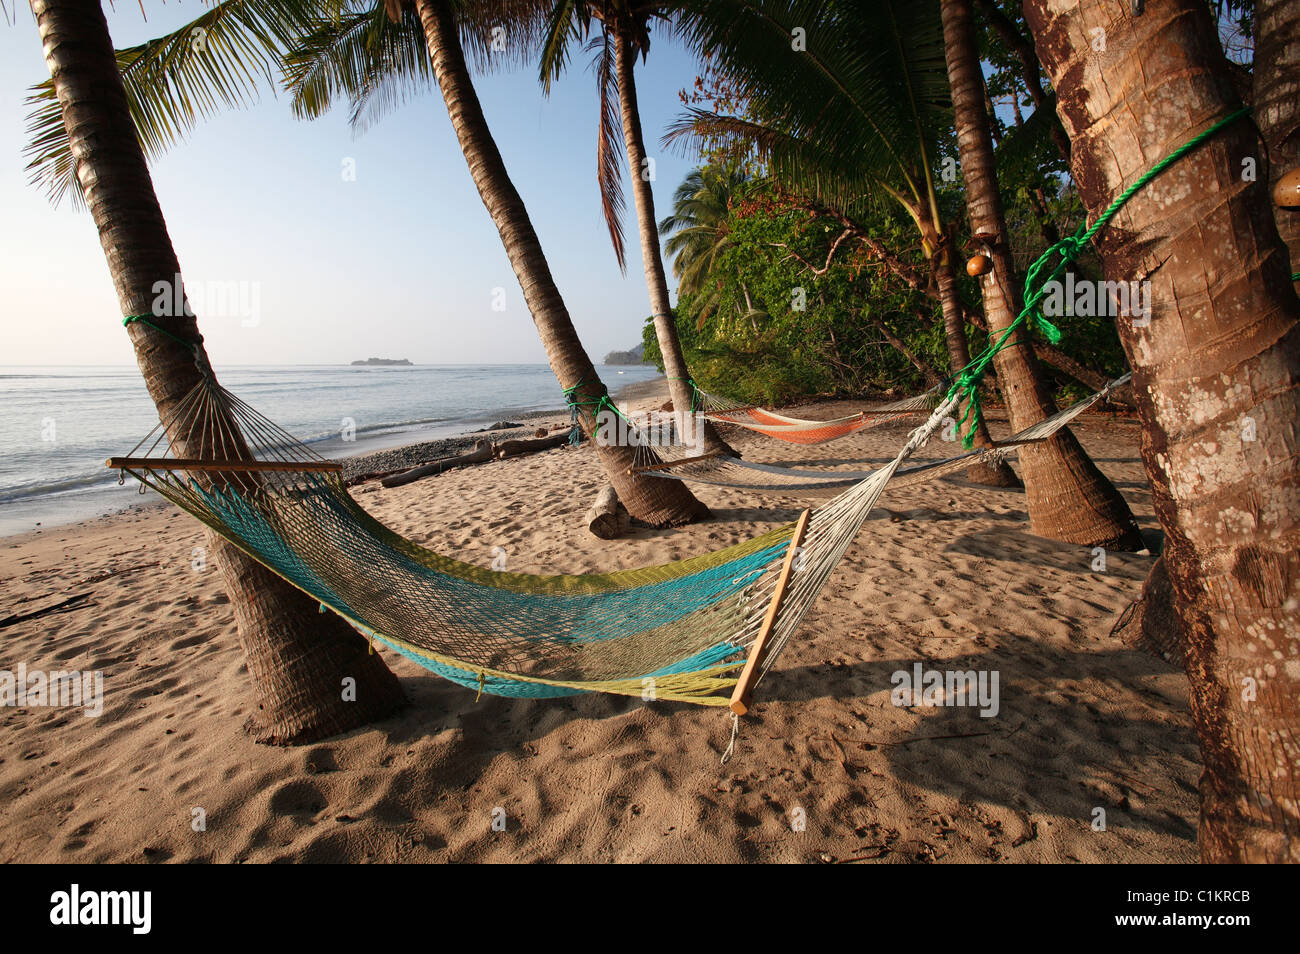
xmin=942 ymin=0 xmax=1142 ymax=549
xmin=34 ymin=0 xmax=405 ymax=744
xmin=897 ymin=197 xmax=1019 ymax=485
xmin=1026 ymin=0 xmax=1300 ymax=862
xmin=612 ymin=32 xmax=731 ymax=454
xmin=410 ymin=0 xmax=707 ymax=525
xmin=1255 ymin=0 xmax=1300 ymax=284
xmin=934 ymin=242 xmax=1022 ymax=486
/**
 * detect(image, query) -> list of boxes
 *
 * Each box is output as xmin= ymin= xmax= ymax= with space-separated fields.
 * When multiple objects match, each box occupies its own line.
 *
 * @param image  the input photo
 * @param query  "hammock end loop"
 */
xmin=720 ymin=710 xmax=740 ymax=765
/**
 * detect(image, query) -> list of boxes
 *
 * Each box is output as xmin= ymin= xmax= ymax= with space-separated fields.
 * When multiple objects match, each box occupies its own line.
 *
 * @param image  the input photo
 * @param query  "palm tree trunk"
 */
xmin=612 ymin=32 xmax=732 ymax=454
xmin=34 ymin=0 xmax=405 ymax=744
xmin=963 ymin=306 xmax=1136 ymax=408
xmin=942 ymin=0 xmax=1142 ymax=548
xmin=934 ymin=244 xmax=1023 ymax=487
xmin=412 ymin=0 xmax=707 ymax=525
xmin=1255 ymin=0 xmax=1300 ymax=287
xmin=972 ymin=0 xmax=1071 ymax=162
xmin=1026 ymin=0 xmax=1300 ymax=862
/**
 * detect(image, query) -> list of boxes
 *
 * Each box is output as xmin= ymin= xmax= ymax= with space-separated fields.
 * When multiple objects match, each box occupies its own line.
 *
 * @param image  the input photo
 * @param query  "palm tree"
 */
xmin=536 ymin=1 xmax=732 ymax=450
xmin=29 ymin=0 xmax=405 ymax=745
xmin=660 ymin=168 xmax=740 ymax=300
xmin=658 ymin=165 xmax=755 ymax=330
xmin=670 ymin=0 xmax=1024 ymax=487
xmin=25 ymin=0 xmax=711 ymax=526
xmin=1025 ymin=0 xmax=1300 ymax=862
xmin=395 ymin=0 xmax=711 ymax=522
xmin=669 ymin=1 xmax=1161 ymax=531
xmin=940 ymin=0 xmax=1141 ymax=548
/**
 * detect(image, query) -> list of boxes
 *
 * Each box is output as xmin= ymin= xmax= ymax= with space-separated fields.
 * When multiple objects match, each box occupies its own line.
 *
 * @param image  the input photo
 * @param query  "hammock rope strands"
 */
xmin=109 ymin=373 xmax=962 ymax=709
xmin=628 ymin=376 xmax=1130 ymax=493
xmin=690 ymin=379 xmax=944 ymax=445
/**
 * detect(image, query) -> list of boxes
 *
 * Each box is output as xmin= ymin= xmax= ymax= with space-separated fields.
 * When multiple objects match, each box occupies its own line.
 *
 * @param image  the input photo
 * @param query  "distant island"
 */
xmin=603 ymin=344 xmax=651 ymax=366
xmin=351 ymin=358 xmax=413 ymax=366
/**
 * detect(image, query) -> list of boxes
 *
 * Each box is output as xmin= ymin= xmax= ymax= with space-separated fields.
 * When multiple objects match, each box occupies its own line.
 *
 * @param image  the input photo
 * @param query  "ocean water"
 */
xmin=0 ymin=364 xmax=662 ymax=536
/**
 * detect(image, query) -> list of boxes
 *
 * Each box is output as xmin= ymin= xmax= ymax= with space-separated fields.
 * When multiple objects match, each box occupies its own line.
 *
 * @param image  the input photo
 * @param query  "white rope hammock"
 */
xmin=630 ymin=375 xmax=1131 ymax=493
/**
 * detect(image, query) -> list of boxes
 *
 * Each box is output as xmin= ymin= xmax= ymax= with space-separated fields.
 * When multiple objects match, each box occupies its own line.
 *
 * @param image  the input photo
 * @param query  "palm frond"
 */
xmin=666 ymin=108 xmax=880 ymax=219
xmin=657 ymin=164 xmax=748 ymax=296
xmin=592 ymin=31 xmax=628 ymax=271
xmin=283 ymin=4 xmax=429 ymax=131
xmin=287 ymin=1 xmax=551 ymax=132
xmin=671 ymin=0 xmax=951 ymax=218
xmin=537 ymin=0 xmax=588 ymax=93
xmin=24 ymin=0 xmax=331 ymax=208
xmin=24 ymin=0 xmax=555 ymax=208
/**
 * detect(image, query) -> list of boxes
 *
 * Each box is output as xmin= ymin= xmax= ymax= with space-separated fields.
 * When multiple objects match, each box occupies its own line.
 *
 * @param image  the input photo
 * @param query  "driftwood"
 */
xmin=380 ymin=441 xmax=493 ymax=488
xmin=1 ymin=593 xmax=94 ymax=629
xmin=495 ymin=432 xmax=570 ymax=459
xmin=585 ymin=486 xmax=630 ymax=539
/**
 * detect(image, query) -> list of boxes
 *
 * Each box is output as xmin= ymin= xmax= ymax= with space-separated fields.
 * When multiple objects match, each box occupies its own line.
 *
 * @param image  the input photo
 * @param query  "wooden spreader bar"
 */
xmin=627 ymin=450 xmax=725 ymax=474
xmin=729 ymin=507 xmax=812 ymax=716
xmin=106 ymin=456 xmax=343 ymax=474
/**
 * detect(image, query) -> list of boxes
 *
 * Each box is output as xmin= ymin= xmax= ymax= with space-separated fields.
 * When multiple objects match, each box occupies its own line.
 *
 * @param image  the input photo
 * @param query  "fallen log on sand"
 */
xmin=380 ymin=441 xmax=493 ymax=488
xmin=495 ymin=433 xmax=570 ymax=459
xmin=585 ymin=485 xmax=630 ymax=539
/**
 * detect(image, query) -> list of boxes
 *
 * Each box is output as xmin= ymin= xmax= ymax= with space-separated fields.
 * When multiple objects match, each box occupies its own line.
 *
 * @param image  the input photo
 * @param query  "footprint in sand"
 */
xmin=168 ymin=632 xmax=207 ymax=651
xmin=303 ymin=746 xmax=338 ymax=775
xmin=268 ymin=779 xmax=327 ymax=818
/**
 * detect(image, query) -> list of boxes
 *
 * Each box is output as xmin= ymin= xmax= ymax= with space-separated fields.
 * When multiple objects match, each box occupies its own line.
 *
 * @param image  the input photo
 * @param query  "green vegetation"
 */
xmin=646 ymin=163 xmax=1129 ymax=406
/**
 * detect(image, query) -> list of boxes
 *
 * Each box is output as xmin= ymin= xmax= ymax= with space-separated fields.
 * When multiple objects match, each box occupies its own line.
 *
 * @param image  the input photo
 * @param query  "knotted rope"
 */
xmin=945 ymin=106 xmax=1251 ymax=448
xmin=563 ymin=378 xmax=632 ymax=445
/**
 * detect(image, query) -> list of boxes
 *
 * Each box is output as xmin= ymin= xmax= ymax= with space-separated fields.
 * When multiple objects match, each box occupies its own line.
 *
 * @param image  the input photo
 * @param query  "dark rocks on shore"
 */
xmin=339 ymin=376 xmax=663 ymax=484
xmin=343 ymin=434 xmax=511 ymax=483
xmin=341 ymin=413 xmax=562 ymax=483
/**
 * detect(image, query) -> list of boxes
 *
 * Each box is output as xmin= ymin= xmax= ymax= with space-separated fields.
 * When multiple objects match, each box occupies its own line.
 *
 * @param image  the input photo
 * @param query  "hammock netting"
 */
xmin=694 ymin=383 xmax=944 ymax=444
xmin=110 ymin=369 xmax=1016 ymax=707
xmin=627 ymin=376 xmax=1130 ymax=492
xmin=110 ymin=369 xmax=1126 ymax=708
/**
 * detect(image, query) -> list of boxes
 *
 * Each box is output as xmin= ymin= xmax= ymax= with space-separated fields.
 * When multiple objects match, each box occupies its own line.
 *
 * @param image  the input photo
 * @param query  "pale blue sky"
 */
xmin=0 ymin=2 xmax=703 ymax=366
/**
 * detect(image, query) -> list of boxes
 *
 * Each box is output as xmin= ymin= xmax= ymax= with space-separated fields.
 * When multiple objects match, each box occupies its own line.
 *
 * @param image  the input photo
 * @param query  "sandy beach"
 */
xmin=0 ymin=381 xmax=1199 ymax=863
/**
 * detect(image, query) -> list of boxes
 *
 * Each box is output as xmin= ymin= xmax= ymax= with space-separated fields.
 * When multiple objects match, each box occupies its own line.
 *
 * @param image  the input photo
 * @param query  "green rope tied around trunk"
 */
xmin=946 ymin=106 xmax=1251 ymax=448
xmin=123 ymin=313 xmax=202 ymax=354
xmin=563 ymin=379 xmax=631 ymax=445
xmin=666 ymin=375 xmax=702 ymax=412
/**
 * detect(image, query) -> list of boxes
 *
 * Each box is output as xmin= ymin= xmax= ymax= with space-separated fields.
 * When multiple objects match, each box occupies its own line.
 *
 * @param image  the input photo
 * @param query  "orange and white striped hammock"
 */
xmin=695 ymin=384 xmax=941 ymax=445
